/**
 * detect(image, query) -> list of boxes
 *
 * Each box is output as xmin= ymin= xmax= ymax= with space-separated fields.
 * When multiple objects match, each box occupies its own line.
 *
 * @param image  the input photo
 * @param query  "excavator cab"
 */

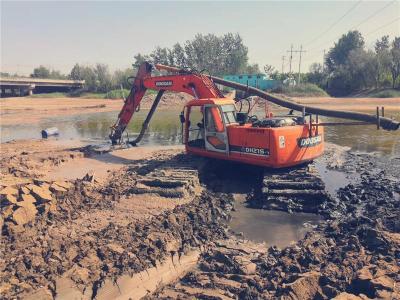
xmin=184 ymin=99 xmax=236 ymax=156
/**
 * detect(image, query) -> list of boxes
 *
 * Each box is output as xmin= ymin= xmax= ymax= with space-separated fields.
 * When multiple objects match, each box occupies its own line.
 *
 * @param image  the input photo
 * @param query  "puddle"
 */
xmin=314 ymin=159 xmax=359 ymax=196
xmin=229 ymin=195 xmax=321 ymax=248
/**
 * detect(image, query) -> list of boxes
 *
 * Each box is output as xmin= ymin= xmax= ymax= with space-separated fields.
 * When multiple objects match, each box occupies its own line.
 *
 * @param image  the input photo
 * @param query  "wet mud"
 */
xmin=0 ymin=141 xmax=399 ymax=299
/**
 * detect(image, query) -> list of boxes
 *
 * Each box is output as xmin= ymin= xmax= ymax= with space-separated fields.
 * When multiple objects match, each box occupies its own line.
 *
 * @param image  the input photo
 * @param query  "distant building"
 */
xmin=223 ymin=74 xmax=280 ymax=90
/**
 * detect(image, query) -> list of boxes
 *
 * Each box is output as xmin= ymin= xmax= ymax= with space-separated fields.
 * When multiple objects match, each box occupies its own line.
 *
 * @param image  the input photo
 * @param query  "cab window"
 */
xmin=220 ymin=104 xmax=237 ymax=124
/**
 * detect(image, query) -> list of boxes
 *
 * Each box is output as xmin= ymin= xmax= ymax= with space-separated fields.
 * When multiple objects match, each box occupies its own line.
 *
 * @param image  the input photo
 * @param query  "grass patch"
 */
xmin=29 ymin=92 xmax=68 ymax=98
xmin=366 ymin=89 xmax=400 ymax=98
xmin=104 ymin=89 xmax=130 ymax=99
xmin=78 ymin=92 xmax=107 ymax=99
xmin=272 ymin=83 xmax=328 ymax=97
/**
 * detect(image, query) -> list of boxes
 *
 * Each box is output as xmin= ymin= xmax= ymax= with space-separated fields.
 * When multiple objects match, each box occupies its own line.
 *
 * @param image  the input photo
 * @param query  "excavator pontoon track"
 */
xmin=252 ymin=163 xmax=332 ymax=214
xmin=128 ymin=154 xmax=202 ymax=199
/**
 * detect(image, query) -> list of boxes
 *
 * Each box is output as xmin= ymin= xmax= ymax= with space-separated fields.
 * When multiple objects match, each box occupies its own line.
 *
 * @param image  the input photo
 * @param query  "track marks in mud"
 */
xmin=0 ymin=152 xmax=235 ymax=299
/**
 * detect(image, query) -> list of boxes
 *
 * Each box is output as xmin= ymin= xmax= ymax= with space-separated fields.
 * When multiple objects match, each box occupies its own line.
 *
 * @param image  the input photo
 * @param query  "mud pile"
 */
xmin=0 ymin=150 xmax=236 ymax=299
xmin=155 ymin=150 xmax=400 ymax=299
xmin=1 ymin=139 xmax=399 ymax=299
xmin=0 ymin=140 xmax=85 ymax=186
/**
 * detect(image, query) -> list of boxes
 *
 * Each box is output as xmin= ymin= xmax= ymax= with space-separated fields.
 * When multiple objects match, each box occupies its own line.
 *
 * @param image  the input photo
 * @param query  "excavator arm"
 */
xmin=110 ymin=61 xmax=223 ymax=144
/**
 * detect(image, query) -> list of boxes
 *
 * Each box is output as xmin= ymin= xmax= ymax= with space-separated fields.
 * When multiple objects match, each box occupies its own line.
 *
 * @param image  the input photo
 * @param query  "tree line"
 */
xmin=22 ymin=33 xmax=259 ymax=93
xmin=306 ymin=31 xmax=400 ymax=96
xmin=133 ymin=33 xmax=260 ymax=75
xmin=12 ymin=31 xmax=400 ymax=96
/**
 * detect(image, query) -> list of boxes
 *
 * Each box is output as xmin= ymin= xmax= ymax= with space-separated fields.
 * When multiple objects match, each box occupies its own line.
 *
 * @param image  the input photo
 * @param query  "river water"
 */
xmin=2 ymin=108 xmax=399 ymax=247
xmin=2 ymin=109 xmax=399 ymax=156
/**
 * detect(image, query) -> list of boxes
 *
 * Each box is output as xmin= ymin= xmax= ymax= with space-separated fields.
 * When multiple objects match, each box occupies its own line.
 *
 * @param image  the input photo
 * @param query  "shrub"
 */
xmin=105 ymin=89 xmax=130 ymax=99
xmin=29 ymin=92 xmax=67 ymax=98
xmin=272 ymin=83 xmax=328 ymax=97
xmin=368 ymin=89 xmax=400 ymax=98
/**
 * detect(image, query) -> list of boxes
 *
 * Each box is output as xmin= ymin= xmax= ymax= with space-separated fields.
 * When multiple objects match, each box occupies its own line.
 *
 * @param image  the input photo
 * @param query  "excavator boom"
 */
xmin=110 ymin=62 xmax=223 ymax=144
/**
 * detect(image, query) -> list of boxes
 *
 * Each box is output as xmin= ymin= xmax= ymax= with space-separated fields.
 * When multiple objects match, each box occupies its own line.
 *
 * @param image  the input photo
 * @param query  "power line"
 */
xmin=307 ymin=1 xmax=398 ymax=54
xmin=364 ymin=17 xmax=400 ymax=37
xmin=353 ymin=0 xmax=397 ymax=29
xmin=305 ymin=0 xmax=362 ymax=46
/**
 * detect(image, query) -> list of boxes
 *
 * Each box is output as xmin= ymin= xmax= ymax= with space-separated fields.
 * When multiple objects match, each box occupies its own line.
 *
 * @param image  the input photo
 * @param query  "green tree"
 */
xmin=326 ymin=30 xmax=364 ymax=72
xmin=374 ymin=36 xmax=391 ymax=88
xmin=150 ymin=47 xmax=169 ymax=65
xmin=94 ymin=64 xmax=112 ymax=92
xmin=31 ymin=66 xmax=51 ymax=78
xmin=133 ymin=33 xmax=251 ymax=76
xmin=325 ymin=31 xmax=365 ymax=95
xmin=112 ymin=68 xmax=135 ymax=90
xmin=170 ymin=43 xmax=186 ymax=67
xmin=133 ymin=53 xmax=151 ymax=67
xmin=390 ymin=37 xmax=400 ymax=88
xmin=69 ymin=63 xmax=83 ymax=80
xmin=244 ymin=63 xmax=261 ymax=74
xmin=306 ymin=63 xmax=327 ymax=88
xmin=347 ymin=49 xmax=376 ymax=90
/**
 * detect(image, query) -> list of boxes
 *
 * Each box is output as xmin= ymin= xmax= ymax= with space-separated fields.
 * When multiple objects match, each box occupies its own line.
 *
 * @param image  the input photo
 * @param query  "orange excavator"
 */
xmin=110 ymin=62 xmax=399 ymax=169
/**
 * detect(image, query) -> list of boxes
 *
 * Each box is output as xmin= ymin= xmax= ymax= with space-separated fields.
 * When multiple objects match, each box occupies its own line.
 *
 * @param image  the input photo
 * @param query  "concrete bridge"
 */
xmin=0 ymin=77 xmax=85 ymax=97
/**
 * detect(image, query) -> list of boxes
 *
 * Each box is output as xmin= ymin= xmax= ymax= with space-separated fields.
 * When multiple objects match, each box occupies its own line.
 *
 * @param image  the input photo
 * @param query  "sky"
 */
xmin=1 ymin=1 xmax=399 ymax=76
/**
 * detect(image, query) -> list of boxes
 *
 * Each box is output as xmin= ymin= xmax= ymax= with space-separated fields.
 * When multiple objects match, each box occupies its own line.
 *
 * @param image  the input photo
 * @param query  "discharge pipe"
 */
xmin=212 ymin=77 xmax=399 ymax=131
xmin=155 ymin=64 xmax=400 ymax=131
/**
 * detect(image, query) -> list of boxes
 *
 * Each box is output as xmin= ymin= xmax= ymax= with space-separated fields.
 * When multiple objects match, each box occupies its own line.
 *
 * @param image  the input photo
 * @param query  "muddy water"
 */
xmin=229 ymin=195 xmax=321 ymax=247
xmin=2 ymin=109 xmax=399 ymax=156
xmin=1 ymin=110 xmax=182 ymax=145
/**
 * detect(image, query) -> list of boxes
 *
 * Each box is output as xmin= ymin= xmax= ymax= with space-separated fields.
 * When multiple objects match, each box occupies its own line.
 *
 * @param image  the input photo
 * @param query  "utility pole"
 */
xmin=281 ymin=56 xmax=285 ymax=74
xmin=322 ymin=49 xmax=326 ymax=73
xmin=297 ymin=45 xmax=306 ymax=84
xmin=287 ymin=45 xmax=293 ymax=74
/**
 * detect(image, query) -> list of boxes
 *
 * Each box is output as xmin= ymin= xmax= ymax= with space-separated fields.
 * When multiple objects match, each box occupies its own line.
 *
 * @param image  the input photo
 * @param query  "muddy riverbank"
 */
xmin=0 ymin=138 xmax=399 ymax=299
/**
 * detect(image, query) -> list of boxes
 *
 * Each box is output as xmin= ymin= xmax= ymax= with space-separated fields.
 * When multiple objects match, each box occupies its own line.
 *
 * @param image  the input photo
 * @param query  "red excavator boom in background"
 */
xmin=110 ymin=62 xmax=399 ymax=168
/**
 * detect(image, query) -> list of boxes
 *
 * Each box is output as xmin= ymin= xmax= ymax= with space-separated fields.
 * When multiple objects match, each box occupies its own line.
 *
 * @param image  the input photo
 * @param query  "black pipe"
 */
xmin=210 ymin=76 xmax=400 ymax=131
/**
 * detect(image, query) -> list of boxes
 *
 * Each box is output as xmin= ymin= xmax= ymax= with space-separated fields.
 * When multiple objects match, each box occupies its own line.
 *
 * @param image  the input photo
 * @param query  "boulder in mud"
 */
xmin=333 ymin=292 xmax=365 ymax=299
xmin=1 ymin=205 xmax=14 ymax=218
xmin=49 ymin=183 xmax=67 ymax=194
xmin=30 ymin=185 xmax=53 ymax=202
xmin=283 ymin=271 xmax=323 ymax=299
xmin=1 ymin=193 xmax=18 ymax=205
xmin=82 ymin=172 xmax=95 ymax=183
xmin=19 ymin=194 xmax=36 ymax=204
xmin=19 ymin=186 xmax=30 ymax=195
xmin=0 ymin=186 xmax=18 ymax=196
xmin=22 ymin=287 xmax=53 ymax=300
xmin=12 ymin=204 xmax=37 ymax=226
xmin=53 ymin=181 xmax=73 ymax=190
